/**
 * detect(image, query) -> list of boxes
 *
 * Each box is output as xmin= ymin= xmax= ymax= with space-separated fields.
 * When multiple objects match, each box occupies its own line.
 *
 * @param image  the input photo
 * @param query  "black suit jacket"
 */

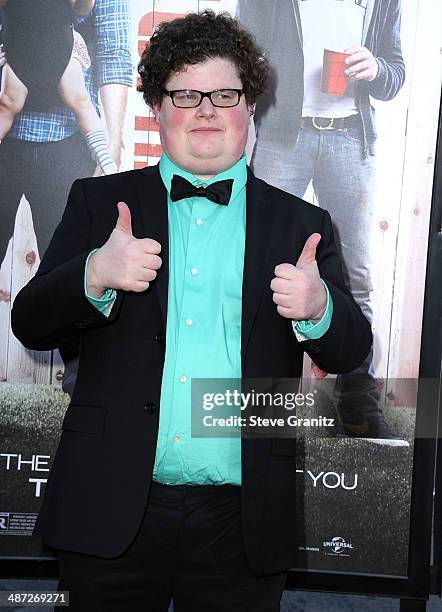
xmin=11 ymin=165 xmax=371 ymax=575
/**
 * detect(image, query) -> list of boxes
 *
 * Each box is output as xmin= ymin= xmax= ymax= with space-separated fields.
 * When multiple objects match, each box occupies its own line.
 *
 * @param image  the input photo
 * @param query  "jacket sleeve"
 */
xmin=11 ymin=179 xmax=123 ymax=351
xmin=298 ymin=209 xmax=373 ymax=374
xmin=366 ymin=0 xmax=405 ymax=101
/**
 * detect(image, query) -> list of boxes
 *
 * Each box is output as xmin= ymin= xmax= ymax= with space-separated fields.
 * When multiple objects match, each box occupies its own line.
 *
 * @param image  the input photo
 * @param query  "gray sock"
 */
xmin=85 ymin=130 xmax=117 ymax=175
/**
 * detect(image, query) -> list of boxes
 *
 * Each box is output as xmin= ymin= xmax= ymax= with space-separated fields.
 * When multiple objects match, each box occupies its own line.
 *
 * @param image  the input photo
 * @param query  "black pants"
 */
xmin=56 ymin=481 xmax=287 ymax=612
xmin=0 ymin=132 xmax=95 ymax=264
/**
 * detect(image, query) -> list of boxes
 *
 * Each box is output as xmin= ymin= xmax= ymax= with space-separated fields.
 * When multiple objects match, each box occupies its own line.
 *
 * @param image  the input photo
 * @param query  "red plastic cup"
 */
xmin=321 ymin=49 xmax=352 ymax=96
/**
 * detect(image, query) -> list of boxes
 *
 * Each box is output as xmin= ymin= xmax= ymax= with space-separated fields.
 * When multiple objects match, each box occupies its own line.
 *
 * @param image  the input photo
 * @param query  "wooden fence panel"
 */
xmin=7 ymin=197 xmax=51 ymax=384
xmin=0 ymin=239 xmax=13 ymax=382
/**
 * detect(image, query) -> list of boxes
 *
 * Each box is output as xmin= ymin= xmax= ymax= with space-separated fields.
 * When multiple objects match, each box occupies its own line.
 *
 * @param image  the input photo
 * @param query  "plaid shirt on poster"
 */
xmin=8 ymin=0 xmax=133 ymax=143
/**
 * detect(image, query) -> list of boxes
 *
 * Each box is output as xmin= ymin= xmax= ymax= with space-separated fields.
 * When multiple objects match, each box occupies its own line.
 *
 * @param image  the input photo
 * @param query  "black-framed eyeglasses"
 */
xmin=162 ymin=88 xmax=244 ymax=108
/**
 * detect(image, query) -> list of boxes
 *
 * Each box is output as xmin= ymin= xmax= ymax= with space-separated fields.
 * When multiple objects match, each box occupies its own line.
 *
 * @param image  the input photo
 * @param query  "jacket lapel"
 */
xmin=133 ymin=165 xmax=169 ymax=326
xmin=291 ymin=0 xmax=303 ymax=47
xmin=362 ymin=0 xmax=376 ymax=45
xmin=241 ymin=169 xmax=274 ymax=365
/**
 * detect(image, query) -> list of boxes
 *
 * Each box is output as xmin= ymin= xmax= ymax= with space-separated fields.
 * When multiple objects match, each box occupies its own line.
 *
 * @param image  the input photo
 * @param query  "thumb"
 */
xmin=296 ymin=233 xmax=321 ymax=268
xmin=115 ymin=201 xmax=133 ymax=235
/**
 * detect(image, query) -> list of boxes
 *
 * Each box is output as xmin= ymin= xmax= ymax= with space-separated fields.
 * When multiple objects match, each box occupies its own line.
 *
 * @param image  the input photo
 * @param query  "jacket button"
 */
xmin=154 ymin=333 xmax=164 ymax=343
xmin=144 ymin=402 xmax=156 ymax=414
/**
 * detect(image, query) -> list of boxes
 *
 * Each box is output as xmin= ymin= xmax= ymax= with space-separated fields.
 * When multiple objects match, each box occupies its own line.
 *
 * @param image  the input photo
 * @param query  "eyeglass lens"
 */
xmin=172 ymin=90 xmax=240 ymax=108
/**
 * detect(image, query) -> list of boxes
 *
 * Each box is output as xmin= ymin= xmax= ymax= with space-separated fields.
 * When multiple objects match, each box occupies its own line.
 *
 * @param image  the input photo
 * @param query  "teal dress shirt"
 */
xmin=84 ymin=153 xmax=332 ymax=485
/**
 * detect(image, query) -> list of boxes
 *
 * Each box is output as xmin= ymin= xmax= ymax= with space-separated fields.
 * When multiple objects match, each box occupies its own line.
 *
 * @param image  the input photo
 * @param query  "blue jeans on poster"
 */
xmin=252 ymin=118 xmax=380 ymax=418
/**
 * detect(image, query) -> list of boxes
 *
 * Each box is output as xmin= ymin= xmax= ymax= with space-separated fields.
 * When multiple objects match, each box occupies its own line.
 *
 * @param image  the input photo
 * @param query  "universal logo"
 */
xmin=323 ymin=536 xmax=354 ymax=555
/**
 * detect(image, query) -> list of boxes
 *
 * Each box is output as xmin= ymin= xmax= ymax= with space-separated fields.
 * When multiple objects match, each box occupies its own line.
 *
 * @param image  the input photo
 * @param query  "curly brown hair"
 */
xmin=137 ymin=10 xmax=269 ymax=108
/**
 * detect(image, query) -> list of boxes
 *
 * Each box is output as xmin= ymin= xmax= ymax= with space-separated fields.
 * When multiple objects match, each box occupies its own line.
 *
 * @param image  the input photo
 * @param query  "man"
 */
xmin=237 ymin=0 xmax=405 ymax=442
xmin=11 ymin=11 xmax=371 ymax=612
xmin=0 ymin=0 xmax=131 ymax=288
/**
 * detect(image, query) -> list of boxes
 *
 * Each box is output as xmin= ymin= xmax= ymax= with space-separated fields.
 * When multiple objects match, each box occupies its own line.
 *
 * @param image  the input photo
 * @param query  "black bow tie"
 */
xmin=170 ymin=175 xmax=233 ymax=206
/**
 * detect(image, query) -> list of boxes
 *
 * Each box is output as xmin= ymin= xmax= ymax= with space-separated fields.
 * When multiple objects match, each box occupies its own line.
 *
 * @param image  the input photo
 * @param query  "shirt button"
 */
xmin=185 ymin=319 xmax=193 ymax=327
xmin=179 ymin=375 xmax=187 ymax=383
xmin=191 ymin=267 xmax=199 ymax=276
xmin=173 ymin=434 xmax=180 ymax=443
xmin=196 ymin=218 xmax=204 ymax=226
xmin=154 ymin=333 xmax=164 ymax=343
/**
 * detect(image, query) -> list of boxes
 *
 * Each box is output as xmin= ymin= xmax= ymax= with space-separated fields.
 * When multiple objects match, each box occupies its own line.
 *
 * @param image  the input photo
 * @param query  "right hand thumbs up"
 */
xmin=114 ymin=201 xmax=133 ymax=235
xmin=86 ymin=201 xmax=162 ymax=297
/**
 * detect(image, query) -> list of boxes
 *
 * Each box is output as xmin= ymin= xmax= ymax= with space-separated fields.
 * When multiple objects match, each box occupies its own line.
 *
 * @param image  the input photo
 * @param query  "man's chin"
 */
xmin=188 ymin=153 xmax=242 ymax=178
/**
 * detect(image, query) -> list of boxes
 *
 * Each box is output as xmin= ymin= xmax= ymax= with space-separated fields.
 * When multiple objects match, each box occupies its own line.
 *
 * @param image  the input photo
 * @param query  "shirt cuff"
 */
xmin=98 ymin=66 xmax=134 ymax=89
xmin=84 ymin=249 xmax=116 ymax=318
xmin=292 ymin=280 xmax=333 ymax=341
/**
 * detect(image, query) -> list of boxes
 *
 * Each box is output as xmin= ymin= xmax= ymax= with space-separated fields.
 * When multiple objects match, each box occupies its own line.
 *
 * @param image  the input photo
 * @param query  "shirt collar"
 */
xmin=159 ymin=151 xmax=247 ymax=204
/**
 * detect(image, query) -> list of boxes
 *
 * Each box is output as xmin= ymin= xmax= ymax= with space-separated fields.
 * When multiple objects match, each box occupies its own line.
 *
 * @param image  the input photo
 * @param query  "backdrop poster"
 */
xmin=235 ymin=0 xmax=437 ymax=576
xmin=0 ymin=0 xmax=441 ymax=579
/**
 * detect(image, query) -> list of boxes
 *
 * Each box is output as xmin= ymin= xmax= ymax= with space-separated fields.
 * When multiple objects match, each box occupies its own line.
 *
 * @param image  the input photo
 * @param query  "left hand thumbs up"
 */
xmin=296 ymin=233 xmax=321 ymax=268
xmin=270 ymin=233 xmax=327 ymax=321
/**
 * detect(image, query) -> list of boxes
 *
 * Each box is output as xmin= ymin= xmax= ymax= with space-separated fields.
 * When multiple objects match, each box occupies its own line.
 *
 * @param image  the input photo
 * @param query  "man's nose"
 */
xmin=196 ymin=96 xmax=217 ymax=118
